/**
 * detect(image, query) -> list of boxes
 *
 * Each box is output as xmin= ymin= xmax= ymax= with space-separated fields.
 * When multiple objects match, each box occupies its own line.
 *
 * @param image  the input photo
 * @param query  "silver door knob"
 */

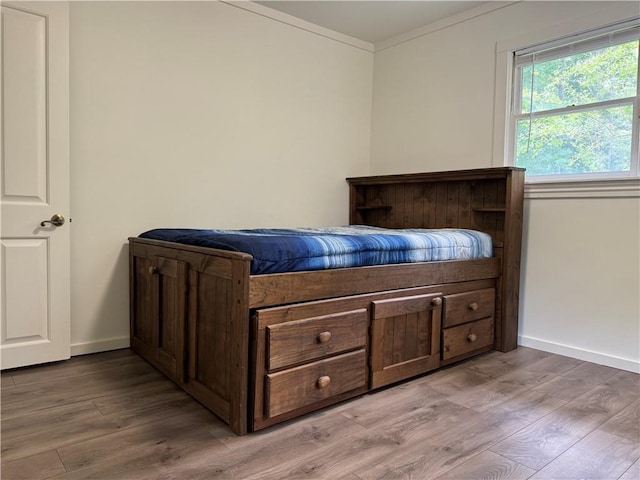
xmin=40 ymin=214 xmax=66 ymax=227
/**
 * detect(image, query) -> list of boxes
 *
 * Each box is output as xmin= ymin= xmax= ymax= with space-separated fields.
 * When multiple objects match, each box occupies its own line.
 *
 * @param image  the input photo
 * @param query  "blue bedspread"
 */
xmin=139 ymin=226 xmax=493 ymax=275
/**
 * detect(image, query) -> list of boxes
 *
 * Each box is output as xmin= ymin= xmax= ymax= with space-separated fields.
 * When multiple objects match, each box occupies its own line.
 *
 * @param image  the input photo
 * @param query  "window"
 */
xmin=510 ymin=21 xmax=639 ymax=182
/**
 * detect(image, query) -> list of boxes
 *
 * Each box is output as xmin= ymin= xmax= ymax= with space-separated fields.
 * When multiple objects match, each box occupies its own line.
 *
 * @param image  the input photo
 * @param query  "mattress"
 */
xmin=139 ymin=226 xmax=493 ymax=275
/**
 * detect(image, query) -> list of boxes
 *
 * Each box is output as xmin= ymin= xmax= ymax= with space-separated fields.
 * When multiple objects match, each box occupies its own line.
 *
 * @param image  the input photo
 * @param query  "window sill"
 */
xmin=525 ymin=177 xmax=640 ymax=199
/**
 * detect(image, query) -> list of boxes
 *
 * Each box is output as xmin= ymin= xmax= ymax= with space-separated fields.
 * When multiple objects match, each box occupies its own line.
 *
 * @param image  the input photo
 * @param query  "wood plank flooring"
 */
xmin=1 ymin=347 xmax=638 ymax=479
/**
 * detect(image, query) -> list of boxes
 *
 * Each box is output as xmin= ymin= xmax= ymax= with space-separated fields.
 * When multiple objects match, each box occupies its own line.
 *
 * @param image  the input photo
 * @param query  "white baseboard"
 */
xmin=70 ymin=337 xmax=130 ymax=357
xmin=519 ymin=335 xmax=640 ymax=374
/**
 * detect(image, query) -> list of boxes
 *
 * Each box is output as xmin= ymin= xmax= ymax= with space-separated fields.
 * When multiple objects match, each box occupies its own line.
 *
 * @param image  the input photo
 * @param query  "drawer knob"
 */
xmin=467 ymin=333 xmax=478 ymax=343
xmin=431 ymin=297 xmax=442 ymax=307
xmin=148 ymin=266 xmax=158 ymax=275
xmin=317 ymin=376 xmax=331 ymax=389
xmin=317 ymin=331 xmax=332 ymax=344
xmin=468 ymin=302 xmax=478 ymax=311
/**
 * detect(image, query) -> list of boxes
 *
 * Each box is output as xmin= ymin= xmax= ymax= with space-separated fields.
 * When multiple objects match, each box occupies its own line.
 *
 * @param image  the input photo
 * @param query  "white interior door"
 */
xmin=1 ymin=2 xmax=70 ymax=369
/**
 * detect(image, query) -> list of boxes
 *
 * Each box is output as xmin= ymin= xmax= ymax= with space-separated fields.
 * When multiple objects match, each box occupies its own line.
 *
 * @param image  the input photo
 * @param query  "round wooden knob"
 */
xmin=317 ymin=376 xmax=331 ymax=389
xmin=148 ymin=266 xmax=158 ymax=275
xmin=467 ymin=333 xmax=478 ymax=343
xmin=431 ymin=297 xmax=442 ymax=307
xmin=317 ymin=331 xmax=332 ymax=344
xmin=468 ymin=302 xmax=478 ymax=311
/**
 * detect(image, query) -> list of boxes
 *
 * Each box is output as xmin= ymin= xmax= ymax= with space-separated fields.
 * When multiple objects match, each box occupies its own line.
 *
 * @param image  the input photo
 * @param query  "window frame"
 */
xmin=509 ymin=27 xmax=640 ymax=183
xmin=492 ymin=7 xmax=640 ymax=198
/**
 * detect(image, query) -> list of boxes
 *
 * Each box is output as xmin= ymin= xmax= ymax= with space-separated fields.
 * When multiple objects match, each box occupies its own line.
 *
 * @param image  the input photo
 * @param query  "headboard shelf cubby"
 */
xmin=347 ymin=166 xmax=525 ymax=352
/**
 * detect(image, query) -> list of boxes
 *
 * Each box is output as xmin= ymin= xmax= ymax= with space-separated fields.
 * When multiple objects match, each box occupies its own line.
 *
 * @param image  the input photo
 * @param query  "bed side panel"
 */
xmin=129 ymin=238 xmax=251 ymax=435
xmin=183 ymin=253 xmax=250 ymax=434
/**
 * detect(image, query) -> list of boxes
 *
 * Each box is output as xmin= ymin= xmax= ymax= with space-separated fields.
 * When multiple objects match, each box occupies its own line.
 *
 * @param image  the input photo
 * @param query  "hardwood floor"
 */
xmin=1 ymin=347 xmax=638 ymax=479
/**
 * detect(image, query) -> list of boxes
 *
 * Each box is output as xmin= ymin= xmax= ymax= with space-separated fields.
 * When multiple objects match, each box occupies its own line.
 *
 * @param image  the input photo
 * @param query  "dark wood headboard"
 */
xmin=346 ymin=167 xmax=525 ymax=351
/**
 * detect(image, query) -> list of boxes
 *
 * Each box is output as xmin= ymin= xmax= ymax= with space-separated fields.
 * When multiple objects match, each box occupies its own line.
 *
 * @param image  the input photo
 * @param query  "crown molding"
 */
xmin=375 ymin=1 xmax=519 ymax=52
xmin=223 ymin=1 xmax=375 ymax=52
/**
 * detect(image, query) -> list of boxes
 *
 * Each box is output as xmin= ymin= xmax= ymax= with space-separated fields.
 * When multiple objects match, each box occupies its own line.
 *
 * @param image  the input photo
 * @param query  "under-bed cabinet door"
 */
xmin=130 ymin=255 xmax=187 ymax=379
xmin=370 ymin=293 xmax=442 ymax=388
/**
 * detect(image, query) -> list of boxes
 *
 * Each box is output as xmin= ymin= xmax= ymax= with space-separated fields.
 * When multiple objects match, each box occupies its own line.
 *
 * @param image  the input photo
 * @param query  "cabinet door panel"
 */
xmin=370 ymin=293 xmax=442 ymax=388
xmin=155 ymin=258 xmax=187 ymax=377
xmin=131 ymin=255 xmax=155 ymax=350
xmin=183 ymin=264 xmax=243 ymax=425
xmin=130 ymin=255 xmax=186 ymax=379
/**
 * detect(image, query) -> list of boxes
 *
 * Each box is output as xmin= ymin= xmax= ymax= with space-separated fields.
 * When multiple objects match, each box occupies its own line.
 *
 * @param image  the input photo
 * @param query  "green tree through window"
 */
xmin=513 ymin=32 xmax=639 ymax=179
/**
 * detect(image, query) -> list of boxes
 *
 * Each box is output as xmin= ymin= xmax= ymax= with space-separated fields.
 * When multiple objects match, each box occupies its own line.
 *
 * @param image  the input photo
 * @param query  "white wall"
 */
xmin=522 ymin=197 xmax=639 ymax=370
xmin=69 ymin=1 xmax=639 ymax=372
xmin=370 ymin=1 xmax=640 ymax=371
xmin=69 ymin=1 xmax=373 ymax=353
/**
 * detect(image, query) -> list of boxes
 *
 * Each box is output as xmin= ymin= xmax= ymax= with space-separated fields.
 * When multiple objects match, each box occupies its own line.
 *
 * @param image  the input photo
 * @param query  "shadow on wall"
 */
xmin=82 ymin=243 xmax=131 ymax=354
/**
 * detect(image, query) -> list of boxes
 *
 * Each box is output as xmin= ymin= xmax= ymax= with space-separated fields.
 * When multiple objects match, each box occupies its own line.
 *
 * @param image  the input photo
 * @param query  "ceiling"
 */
xmin=254 ymin=1 xmax=490 ymax=44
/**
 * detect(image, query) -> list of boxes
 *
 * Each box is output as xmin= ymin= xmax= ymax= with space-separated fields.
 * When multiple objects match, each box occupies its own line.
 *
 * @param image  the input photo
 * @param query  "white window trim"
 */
xmin=492 ymin=3 xmax=640 ymax=199
xmin=525 ymin=177 xmax=640 ymax=199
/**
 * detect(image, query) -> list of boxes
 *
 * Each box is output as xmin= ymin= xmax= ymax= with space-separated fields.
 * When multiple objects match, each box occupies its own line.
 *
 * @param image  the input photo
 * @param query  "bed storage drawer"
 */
xmin=265 ymin=349 xmax=367 ymax=418
xmin=442 ymin=317 xmax=494 ymax=361
xmin=266 ymin=309 xmax=367 ymax=371
xmin=443 ymin=288 xmax=495 ymax=328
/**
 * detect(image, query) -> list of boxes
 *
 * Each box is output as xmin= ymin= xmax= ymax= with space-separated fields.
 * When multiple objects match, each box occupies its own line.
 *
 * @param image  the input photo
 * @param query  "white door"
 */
xmin=1 ymin=2 xmax=70 ymax=369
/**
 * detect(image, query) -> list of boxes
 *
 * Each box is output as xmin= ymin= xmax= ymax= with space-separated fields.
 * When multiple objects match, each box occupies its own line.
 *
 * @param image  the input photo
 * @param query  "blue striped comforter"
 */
xmin=139 ymin=226 xmax=493 ymax=275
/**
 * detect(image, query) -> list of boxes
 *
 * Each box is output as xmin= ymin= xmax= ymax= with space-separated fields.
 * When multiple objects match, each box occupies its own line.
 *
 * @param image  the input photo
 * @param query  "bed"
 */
xmin=129 ymin=167 xmax=525 ymax=434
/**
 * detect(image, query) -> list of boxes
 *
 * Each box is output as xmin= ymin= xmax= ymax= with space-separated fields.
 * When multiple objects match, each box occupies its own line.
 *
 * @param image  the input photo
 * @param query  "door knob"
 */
xmin=40 ymin=214 xmax=66 ymax=227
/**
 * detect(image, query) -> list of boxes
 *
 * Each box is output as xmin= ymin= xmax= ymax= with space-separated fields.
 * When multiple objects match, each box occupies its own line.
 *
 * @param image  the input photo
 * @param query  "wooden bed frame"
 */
xmin=129 ymin=167 xmax=525 ymax=434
